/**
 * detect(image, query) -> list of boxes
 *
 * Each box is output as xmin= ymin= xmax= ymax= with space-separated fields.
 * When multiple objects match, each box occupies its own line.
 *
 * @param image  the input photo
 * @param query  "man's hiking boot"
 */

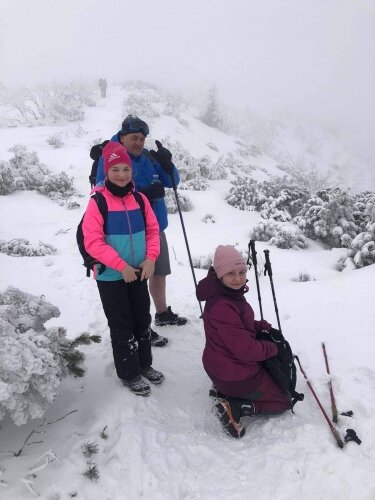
xmin=141 ymin=366 xmax=165 ymax=385
xmin=154 ymin=306 xmax=187 ymax=327
xmin=214 ymin=399 xmax=246 ymax=439
xmin=149 ymin=327 xmax=169 ymax=347
xmin=122 ymin=375 xmax=151 ymax=397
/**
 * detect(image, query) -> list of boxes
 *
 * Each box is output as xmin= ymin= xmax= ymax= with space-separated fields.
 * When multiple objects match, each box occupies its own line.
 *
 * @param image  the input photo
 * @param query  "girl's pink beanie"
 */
xmin=213 ymin=245 xmax=247 ymax=278
xmin=102 ymin=142 xmax=132 ymax=175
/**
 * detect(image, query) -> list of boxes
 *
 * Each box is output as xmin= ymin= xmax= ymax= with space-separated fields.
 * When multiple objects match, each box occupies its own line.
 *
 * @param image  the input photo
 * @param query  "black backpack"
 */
xmin=77 ymin=191 xmax=146 ymax=277
xmin=257 ymin=328 xmax=304 ymax=409
xmin=89 ymin=140 xmax=109 ymax=187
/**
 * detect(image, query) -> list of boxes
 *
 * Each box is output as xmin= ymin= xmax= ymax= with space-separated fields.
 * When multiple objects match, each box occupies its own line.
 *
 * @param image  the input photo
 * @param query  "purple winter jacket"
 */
xmin=196 ymin=268 xmax=277 ymax=395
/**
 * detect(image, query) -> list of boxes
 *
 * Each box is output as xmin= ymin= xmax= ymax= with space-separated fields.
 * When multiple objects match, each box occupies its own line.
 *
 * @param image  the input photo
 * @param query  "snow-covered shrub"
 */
xmin=0 ymin=287 xmax=100 ymax=425
xmin=0 ymin=82 xmax=94 ymax=126
xmin=250 ymin=220 xmax=279 ymax=241
xmin=256 ymin=177 xmax=309 ymax=220
xmin=214 ymin=153 xmax=242 ymax=179
xmin=39 ymin=172 xmax=76 ymax=201
xmin=291 ymin=271 xmax=315 ymax=282
xmin=198 ymin=155 xmax=215 ymax=178
xmin=164 ymin=189 xmax=193 ymax=213
xmin=225 ymin=177 xmax=260 ymax=211
xmin=192 ymin=253 xmax=213 ymax=270
xmin=295 ymin=188 xmax=358 ymax=247
xmin=201 ymin=214 xmax=216 ymax=224
xmin=0 ymin=145 xmax=76 ymax=202
xmin=352 ymin=191 xmax=375 ymax=231
xmin=338 ymin=222 xmax=375 ymax=270
xmin=269 ymin=227 xmax=308 ymax=249
xmin=46 ymin=134 xmax=64 ymax=148
xmin=178 ymin=177 xmax=209 ymax=191
xmin=0 ymin=238 xmax=57 ymax=257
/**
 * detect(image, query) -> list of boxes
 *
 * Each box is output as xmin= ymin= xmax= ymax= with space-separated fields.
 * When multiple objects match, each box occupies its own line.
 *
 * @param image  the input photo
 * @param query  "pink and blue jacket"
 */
xmin=82 ymin=184 xmax=160 ymax=281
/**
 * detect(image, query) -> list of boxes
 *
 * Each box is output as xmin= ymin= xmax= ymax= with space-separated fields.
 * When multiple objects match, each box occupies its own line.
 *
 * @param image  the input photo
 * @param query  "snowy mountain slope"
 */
xmin=0 ymin=83 xmax=374 ymax=500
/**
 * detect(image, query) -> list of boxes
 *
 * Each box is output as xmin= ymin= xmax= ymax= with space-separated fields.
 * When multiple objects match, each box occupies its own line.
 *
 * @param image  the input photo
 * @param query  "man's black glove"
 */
xmin=140 ymin=182 xmax=165 ymax=201
xmin=150 ymin=140 xmax=174 ymax=174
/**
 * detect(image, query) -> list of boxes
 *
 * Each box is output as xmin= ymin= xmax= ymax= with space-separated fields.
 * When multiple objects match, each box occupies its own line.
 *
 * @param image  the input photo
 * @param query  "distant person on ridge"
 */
xmin=196 ymin=245 xmax=291 ymax=438
xmin=82 ymin=142 xmax=164 ymax=396
xmin=93 ymin=115 xmax=188 ymax=347
xmin=98 ymin=78 xmax=107 ymax=98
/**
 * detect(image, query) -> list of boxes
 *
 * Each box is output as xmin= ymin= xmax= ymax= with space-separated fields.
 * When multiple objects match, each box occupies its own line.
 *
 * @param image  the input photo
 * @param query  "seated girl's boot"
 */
xmin=214 ymin=399 xmax=246 ymax=439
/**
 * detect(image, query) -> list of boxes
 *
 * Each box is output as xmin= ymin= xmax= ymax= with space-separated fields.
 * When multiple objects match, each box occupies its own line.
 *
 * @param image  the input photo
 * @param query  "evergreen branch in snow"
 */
xmin=83 ymin=464 xmax=100 ymax=481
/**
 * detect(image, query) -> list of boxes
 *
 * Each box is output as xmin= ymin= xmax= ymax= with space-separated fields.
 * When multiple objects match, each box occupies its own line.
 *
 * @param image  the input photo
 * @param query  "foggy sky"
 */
xmin=1 ymin=0 xmax=375 ymax=160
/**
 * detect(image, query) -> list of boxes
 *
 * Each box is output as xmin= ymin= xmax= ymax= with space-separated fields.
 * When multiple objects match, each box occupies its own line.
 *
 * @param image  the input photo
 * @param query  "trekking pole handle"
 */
xmin=249 ymin=240 xmax=257 ymax=266
xmin=263 ymin=249 xmax=272 ymax=277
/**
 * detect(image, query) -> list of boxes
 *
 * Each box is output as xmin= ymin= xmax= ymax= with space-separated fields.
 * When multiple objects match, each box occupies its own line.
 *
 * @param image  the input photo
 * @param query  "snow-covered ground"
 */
xmin=0 ymin=84 xmax=374 ymax=500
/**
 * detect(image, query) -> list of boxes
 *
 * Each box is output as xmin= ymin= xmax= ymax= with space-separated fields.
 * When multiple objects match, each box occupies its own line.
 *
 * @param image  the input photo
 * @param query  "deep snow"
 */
xmin=0 ymin=85 xmax=374 ymax=500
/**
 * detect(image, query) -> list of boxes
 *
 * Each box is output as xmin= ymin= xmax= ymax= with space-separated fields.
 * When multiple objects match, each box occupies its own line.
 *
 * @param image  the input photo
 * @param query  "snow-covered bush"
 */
xmin=201 ymin=214 xmax=216 ymax=224
xmin=225 ymin=177 xmax=259 ymax=211
xmin=192 ymin=253 xmax=213 ymax=270
xmin=46 ymin=134 xmax=64 ymax=148
xmin=0 ymin=238 xmax=57 ymax=257
xmin=250 ymin=220 xmax=279 ymax=241
xmin=295 ymin=188 xmax=358 ymax=248
xmin=291 ymin=271 xmax=315 ymax=282
xmin=338 ymin=222 xmax=375 ymax=270
xmin=352 ymin=191 xmax=375 ymax=231
xmin=178 ymin=177 xmax=209 ymax=191
xmin=198 ymin=155 xmax=215 ymax=178
xmin=164 ymin=189 xmax=193 ymax=213
xmin=256 ymin=177 xmax=309 ymax=220
xmin=0 ymin=82 xmax=94 ymax=126
xmin=0 ymin=287 xmax=100 ymax=425
xmin=0 ymin=145 xmax=76 ymax=202
xmin=269 ymin=227 xmax=308 ymax=249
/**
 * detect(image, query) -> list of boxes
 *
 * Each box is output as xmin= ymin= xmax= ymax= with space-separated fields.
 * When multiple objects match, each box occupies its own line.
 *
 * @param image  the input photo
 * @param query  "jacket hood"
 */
xmin=196 ymin=267 xmax=248 ymax=302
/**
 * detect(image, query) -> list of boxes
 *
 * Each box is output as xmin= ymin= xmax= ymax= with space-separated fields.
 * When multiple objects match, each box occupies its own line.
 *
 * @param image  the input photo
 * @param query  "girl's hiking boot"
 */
xmin=214 ymin=399 xmax=246 ymax=439
xmin=141 ymin=366 xmax=165 ymax=385
xmin=154 ymin=306 xmax=187 ymax=327
xmin=149 ymin=327 xmax=169 ymax=347
xmin=209 ymin=384 xmax=225 ymax=401
xmin=122 ymin=375 xmax=151 ymax=397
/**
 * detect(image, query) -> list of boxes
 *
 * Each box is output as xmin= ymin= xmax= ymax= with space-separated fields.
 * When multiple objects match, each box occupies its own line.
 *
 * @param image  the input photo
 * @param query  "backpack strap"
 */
xmin=91 ymin=192 xmax=108 ymax=276
xmin=133 ymin=191 xmax=146 ymax=227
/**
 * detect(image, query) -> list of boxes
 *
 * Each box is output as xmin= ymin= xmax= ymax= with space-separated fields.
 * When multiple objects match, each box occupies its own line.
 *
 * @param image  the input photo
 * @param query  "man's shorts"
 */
xmin=154 ymin=231 xmax=171 ymax=276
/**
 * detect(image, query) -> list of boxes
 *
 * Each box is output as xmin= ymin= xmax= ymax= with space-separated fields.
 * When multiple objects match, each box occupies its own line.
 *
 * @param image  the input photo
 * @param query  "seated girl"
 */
xmin=196 ymin=245 xmax=291 ymax=438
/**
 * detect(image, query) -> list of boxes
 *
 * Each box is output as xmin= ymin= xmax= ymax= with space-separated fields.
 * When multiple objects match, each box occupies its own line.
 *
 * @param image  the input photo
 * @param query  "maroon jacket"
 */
xmin=196 ymin=268 xmax=277 ymax=396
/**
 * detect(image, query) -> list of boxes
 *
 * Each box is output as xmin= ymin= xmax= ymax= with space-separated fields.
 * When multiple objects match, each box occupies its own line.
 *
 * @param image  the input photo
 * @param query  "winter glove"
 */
xmin=150 ymin=140 xmax=174 ymax=174
xmin=140 ymin=182 xmax=165 ymax=201
xmin=255 ymin=319 xmax=272 ymax=332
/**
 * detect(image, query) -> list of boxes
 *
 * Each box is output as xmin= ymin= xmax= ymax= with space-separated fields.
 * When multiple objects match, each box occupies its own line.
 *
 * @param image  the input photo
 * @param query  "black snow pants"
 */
xmin=97 ymin=278 xmax=152 ymax=381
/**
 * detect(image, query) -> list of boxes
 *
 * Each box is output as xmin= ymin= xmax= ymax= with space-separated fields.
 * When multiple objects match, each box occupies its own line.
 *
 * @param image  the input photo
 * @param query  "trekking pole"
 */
xmin=321 ymin=342 xmax=339 ymax=423
xmin=263 ymin=249 xmax=282 ymax=333
xmin=169 ymin=171 xmax=202 ymax=314
xmin=322 ymin=343 xmax=354 ymax=422
xmin=295 ymin=356 xmax=344 ymax=449
xmin=248 ymin=240 xmax=264 ymax=320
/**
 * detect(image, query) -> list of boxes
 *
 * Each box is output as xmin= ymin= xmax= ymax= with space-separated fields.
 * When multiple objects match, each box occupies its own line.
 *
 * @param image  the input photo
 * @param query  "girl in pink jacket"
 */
xmin=82 ymin=142 xmax=163 ymax=396
xmin=196 ymin=245 xmax=291 ymax=438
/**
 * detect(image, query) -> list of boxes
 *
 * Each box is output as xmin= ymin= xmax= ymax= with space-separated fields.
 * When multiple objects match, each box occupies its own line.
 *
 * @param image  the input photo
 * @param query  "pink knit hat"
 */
xmin=213 ymin=245 xmax=247 ymax=278
xmin=102 ymin=142 xmax=132 ymax=176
